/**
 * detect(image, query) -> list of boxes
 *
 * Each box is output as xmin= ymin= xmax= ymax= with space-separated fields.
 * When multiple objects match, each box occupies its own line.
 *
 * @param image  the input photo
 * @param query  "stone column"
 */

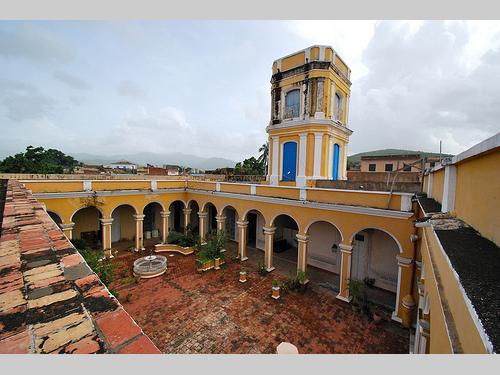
xmin=60 ymin=222 xmax=75 ymax=240
xmin=198 ymin=212 xmax=208 ymax=241
xmin=133 ymin=214 xmax=145 ymax=252
xmin=263 ymin=226 xmax=276 ymax=272
xmin=100 ymin=218 xmax=114 ymax=258
xmin=236 ymin=220 xmax=249 ymax=261
xmin=160 ymin=210 xmax=170 ymax=244
xmin=215 ymin=215 xmax=226 ymax=233
xmin=313 ymin=132 xmax=323 ymax=179
xmin=296 ymin=233 xmax=309 ymax=275
xmin=297 ymin=133 xmax=307 ymax=187
xmin=183 ymin=208 xmax=192 ymax=235
xmin=336 ymin=243 xmax=353 ymax=302
xmin=393 ymin=255 xmax=414 ymax=322
xmin=270 ymin=136 xmax=279 ymax=185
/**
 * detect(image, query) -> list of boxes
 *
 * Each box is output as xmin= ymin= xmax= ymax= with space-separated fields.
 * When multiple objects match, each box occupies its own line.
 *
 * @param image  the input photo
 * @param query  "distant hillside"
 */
xmin=347 ymin=149 xmax=454 ymax=169
xmin=70 ymin=152 xmax=236 ymax=171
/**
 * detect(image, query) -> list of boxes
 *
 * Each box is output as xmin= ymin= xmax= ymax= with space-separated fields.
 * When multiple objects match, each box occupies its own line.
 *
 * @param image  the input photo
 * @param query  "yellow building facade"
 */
xmin=414 ymin=133 xmax=499 ymax=354
xmin=267 ymin=45 xmax=352 ymax=187
xmin=4 ymin=46 xmax=497 ymax=355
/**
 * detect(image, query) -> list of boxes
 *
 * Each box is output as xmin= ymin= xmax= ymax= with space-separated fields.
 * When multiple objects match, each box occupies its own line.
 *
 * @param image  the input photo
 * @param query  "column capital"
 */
xmin=59 ymin=222 xmax=75 ymax=230
xmin=160 ymin=210 xmax=171 ymax=218
xmin=263 ymin=226 xmax=276 ymax=234
xmin=198 ymin=211 xmax=208 ymax=218
xmin=133 ymin=214 xmax=146 ymax=221
xmin=215 ymin=215 xmax=226 ymax=222
xmin=338 ymin=243 xmax=353 ymax=253
xmin=236 ymin=220 xmax=249 ymax=227
xmin=183 ymin=208 xmax=192 ymax=214
xmin=397 ymin=255 xmax=413 ymax=267
xmin=296 ymin=233 xmax=309 ymax=243
xmin=100 ymin=218 xmax=114 ymax=225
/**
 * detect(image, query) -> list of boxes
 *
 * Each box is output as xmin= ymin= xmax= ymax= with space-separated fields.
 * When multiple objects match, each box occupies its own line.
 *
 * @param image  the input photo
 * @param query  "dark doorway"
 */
xmin=247 ymin=212 xmax=257 ymax=247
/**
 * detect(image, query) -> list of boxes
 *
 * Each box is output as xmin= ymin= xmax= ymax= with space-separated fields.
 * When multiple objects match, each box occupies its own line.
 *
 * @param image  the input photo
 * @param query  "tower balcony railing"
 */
xmin=283 ymin=106 xmax=300 ymax=120
xmin=333 ymin=109 xmax=343 ymax=122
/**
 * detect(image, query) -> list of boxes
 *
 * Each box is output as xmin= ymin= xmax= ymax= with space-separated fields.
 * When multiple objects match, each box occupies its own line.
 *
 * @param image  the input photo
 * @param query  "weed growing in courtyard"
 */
xmin=71 ymin=239 xmax=116 ymax=287
xmin=347 ymin=278 xmax=371 ymax=315
xmin=257 ymin=258 xmax=267 ymax=276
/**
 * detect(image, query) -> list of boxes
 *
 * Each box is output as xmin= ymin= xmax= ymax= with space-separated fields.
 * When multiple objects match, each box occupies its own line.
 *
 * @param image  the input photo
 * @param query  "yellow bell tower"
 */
xmin=266 ymin=45 xmax=353 ymax=187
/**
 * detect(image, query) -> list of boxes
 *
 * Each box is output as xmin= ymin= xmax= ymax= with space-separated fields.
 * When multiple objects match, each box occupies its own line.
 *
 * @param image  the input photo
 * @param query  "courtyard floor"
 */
xmin=108 ymin=243 xmax=409 ymax=354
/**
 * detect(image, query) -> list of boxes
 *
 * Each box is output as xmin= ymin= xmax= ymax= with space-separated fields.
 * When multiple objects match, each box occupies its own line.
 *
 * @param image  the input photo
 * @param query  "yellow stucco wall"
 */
xmin=454 ymin=151 xmax=500 ymax=245
xmin=307 ymin=189 xmax=403 ymax=211
xmin=93 ymin=180 xmax=151 ymax=191
xmin=281 ymin=51 xmax=305 ymax=71
xmin=419 ymin=228 xmax=454 ymax=353
xmin=430 ymin=168 xmax=445 ymax=203
xmin=220 ymin=183 xmax=251 ymax=195
xmin=23 ymin=181 xmax=84 ymax=193
xmin=420 ymin=226 xmax=489 ymax=353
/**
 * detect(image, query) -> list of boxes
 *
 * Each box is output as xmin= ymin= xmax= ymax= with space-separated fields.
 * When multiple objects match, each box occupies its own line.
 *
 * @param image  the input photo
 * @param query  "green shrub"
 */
xmin=168 ymin=230 xmax=197 ymax=247
xmin=272 ymin=279 xmax=280 ymax=288
xmin=195 ymin=231 xmax=226 ymax=265
xmin=79 ymin=248 xmax=116 ymax=287
xmin=347 ymin=278 xmax=371 ymax=315
xmin=167 ymin=231 xmax=184 ymax=245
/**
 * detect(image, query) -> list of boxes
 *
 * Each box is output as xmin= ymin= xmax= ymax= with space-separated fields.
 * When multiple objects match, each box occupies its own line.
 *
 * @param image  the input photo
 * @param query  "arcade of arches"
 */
xmin=41 ymin=191 xmax=414 ymax=321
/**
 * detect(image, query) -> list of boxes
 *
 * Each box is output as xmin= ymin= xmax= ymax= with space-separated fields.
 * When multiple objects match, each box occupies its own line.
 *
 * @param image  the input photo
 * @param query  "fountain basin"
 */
xmin=133 ymin=255 xmax=167 ymax=278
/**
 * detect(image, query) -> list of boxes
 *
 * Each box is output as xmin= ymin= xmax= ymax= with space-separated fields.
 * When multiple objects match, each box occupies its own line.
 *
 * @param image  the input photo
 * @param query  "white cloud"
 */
xmin=0 ymin=23 xmax=74 ymax=64
xmin=116 ymin=80 xmax=147 ymax=99
xmin=0 ymin=79 xmax=55 ymax=122
xmin=349 ymin=21 xmax=500 ymax=155
xmin=53 ymin=70 xmax=91 ymax=90
xmin=101 ymin=106 xmax=194 ymax=154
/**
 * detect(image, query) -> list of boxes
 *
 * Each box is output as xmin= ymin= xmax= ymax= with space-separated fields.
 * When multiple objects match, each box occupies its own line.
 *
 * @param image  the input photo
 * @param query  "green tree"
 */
xmin=234 ymin=156 xmax=263 ymax=175
xmin=258 ymin=142 xmax=269 ymax=175
xmin=0 ymin=146 xmax=80 ymax=173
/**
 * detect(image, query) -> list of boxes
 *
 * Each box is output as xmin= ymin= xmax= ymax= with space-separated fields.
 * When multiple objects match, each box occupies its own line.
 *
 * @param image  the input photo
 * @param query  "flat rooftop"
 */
xmin=418 ymin=195 xmax=499 ymax=353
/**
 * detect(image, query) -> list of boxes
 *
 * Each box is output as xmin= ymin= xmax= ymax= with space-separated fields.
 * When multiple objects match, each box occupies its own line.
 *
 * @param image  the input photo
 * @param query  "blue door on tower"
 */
xmin=282 ymin=142 xmax=297 ymax=181
xmin=332 ymin=143 xmax=340 ymax=180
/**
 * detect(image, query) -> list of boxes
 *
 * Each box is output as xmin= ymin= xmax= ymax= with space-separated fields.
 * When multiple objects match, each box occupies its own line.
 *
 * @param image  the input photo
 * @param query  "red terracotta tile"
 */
xmin=61 ymin=253 xmax=83 ymax=268
xmin=118 ymin=335 xmax=160 ymax=354
xmin=0 ymin=329 xmax=30 ymax=354
xmin=96 ymin=308 xmax=142 ymax=349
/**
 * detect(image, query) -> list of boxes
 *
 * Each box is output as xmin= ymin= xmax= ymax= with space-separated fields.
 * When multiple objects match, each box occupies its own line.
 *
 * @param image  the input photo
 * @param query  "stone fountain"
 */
xmin=133 ymin=248 xmax=167 ymax=279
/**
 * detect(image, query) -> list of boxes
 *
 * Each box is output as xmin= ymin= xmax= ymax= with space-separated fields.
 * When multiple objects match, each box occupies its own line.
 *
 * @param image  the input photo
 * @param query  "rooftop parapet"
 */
xmin=0 ymin=180 xmax=160 ymax=354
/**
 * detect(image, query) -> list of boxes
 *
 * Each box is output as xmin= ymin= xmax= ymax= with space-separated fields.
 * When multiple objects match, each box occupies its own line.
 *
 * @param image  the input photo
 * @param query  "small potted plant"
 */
xmin=239 ymin=268 xmax=247 ymax=283
xmin=372 ymin=309 xmax=383 ymax=324
xmin=272 ymin=279 xmax=280 ymax=299
xmin=214 ymin=256 xmax=221 ymax=270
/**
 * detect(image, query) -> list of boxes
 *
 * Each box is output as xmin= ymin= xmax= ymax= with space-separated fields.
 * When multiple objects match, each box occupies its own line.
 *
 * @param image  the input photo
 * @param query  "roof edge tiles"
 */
xmin=0 ymin=179 xmax=160 ymax=354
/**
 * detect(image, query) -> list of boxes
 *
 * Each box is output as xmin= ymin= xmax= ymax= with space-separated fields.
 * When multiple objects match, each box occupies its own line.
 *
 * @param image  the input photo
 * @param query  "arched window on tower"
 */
xmin=334 ymin=92 xmax=343 ymax=122
xmin=284 ymin=89 xmax=300 ymax=119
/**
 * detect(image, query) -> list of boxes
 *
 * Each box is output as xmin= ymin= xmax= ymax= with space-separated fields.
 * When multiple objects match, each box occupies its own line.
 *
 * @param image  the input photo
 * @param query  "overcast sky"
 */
xmin=0 ymin=20 xmax=499 ymax=161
